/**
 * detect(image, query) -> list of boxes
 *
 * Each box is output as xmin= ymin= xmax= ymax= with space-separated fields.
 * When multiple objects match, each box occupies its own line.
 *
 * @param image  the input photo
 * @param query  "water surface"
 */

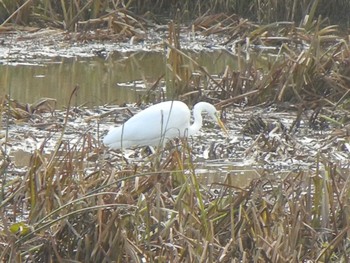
xmin=1 ymin=50 xmax=238 ymax=108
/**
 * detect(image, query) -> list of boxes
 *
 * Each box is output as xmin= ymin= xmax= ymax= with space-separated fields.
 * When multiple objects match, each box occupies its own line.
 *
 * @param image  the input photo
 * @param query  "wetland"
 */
xmin=1 ymin=1 xmax=350 ymax=262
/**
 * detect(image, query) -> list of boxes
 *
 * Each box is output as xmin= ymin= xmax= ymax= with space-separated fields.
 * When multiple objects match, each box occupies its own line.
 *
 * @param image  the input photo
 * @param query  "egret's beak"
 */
xmin=215 ymin=112 xmax=229 ymax=136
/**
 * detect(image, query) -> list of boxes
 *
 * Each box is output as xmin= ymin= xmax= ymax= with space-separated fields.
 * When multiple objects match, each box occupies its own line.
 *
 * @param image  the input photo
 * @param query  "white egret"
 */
xmin=103 ymin=100 xmax=227 ymax=149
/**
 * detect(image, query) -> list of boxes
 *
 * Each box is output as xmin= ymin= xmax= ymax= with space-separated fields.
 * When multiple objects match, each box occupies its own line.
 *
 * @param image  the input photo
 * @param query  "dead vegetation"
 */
xmin=0 ymin=82 xmax=349 ymax=262
xmin=1 ymin=1 xmax=350 ymax=262
xmin=1 ymin=121 xmax=350 ymax=262
xmin=1 ymin=0 xmax=350 ymax=29
xmin=162 ymin=16 xmax=350 ymax=120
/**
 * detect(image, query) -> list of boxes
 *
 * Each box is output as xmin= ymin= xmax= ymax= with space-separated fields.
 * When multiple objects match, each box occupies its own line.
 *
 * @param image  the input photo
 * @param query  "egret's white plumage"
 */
xmin=103 ymin=101 xmax=227 ymax=149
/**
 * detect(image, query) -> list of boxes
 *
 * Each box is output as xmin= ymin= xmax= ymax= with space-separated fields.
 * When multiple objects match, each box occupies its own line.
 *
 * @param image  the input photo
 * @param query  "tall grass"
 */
xmin=1 ymin=0 xmax=350 ymax=29
xmin=0 ymin=93 xmax=349 ymax=261
xmin=1 ymin=1 xmax=350 ymax=261
xmin=1 ymin=128 xmax=349 ymax=261
xmin=191 ymin=16 xmax=350 ymax=115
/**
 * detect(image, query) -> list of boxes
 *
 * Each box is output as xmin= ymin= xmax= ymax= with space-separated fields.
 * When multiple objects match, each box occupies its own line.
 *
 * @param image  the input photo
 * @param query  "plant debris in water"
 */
xmin=1 ymin=94 xmax=350 ymax=261
xmin=2 ymin=2 xmax=350 ymax=262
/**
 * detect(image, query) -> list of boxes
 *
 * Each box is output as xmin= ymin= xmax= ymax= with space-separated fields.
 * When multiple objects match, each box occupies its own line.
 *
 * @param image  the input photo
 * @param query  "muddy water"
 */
xmin=3 ymin=48 xmax=245 ymax=185
xmin=198 ymin=165 xmax=262 ymax=188
xmin=0 ymin=50 xmax=237 ymax=108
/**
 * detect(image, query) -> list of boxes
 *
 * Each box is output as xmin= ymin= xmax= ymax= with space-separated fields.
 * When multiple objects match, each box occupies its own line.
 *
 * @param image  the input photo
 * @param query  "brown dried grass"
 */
xmin=0 ymin=91 xmax=349 ymax=261
xmin=1 ymin=2 xmax=350 ymax=262
xmin=1 ymin=134 xmax=350 ymax=262
xmin=1 ymin=0 xmax=350 ymax=30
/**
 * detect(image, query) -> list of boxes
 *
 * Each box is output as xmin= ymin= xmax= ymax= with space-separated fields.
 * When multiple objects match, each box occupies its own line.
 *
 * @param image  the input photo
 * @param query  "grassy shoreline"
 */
xmin=1 ymin=0 xmax=350 ymax=261
xmin=1 ymin=0 xmax=350 ymax=28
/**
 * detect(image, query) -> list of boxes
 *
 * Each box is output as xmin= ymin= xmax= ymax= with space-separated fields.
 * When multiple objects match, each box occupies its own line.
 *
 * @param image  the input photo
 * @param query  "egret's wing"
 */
xmin=122 ymin=103 xmax=189 ymax=140
xmin=103 ymin=102 xmax=190 ymax=147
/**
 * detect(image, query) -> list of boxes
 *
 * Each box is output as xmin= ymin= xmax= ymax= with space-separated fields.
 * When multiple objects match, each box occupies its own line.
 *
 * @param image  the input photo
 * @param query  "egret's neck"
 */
xmin=188 ymin=104 xmax=205 ymax=136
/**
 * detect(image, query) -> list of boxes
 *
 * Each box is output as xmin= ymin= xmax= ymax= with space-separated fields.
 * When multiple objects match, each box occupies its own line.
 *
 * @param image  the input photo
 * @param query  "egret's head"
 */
xmin=201 ymin=103 xmax=228 ymax=136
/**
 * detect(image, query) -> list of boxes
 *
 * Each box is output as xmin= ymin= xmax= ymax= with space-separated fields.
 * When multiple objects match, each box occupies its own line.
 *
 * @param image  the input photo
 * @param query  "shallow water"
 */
xmin=0 ymin=50 xmax=238 ymax=108
xmin=2 ymin=41 xmax=349 ymax=188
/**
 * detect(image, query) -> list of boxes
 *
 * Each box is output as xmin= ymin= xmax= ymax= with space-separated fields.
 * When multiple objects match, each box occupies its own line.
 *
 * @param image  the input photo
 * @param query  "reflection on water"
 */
xmin=197 ymin=162 xmax=262 ymax=188
xmin=0 ymin=50 xmax=238 ymax=108
xmin=198 ymin=160 xmax=299 ymax=188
